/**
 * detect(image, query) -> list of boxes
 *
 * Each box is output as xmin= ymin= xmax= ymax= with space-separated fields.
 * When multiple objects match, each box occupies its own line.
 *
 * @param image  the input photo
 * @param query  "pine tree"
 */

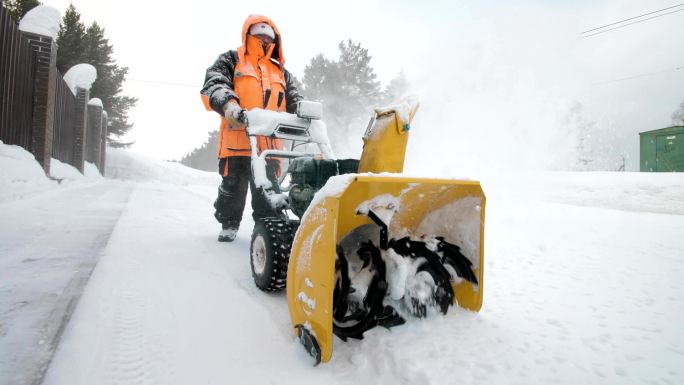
xmin=56 ymin=4 xmax=85 ymax=71
xmin=337 ymin=39 xmax=381 ymax=109
xmin=2 ymin=0 xmax=41 ymax=23
xmin=179 ymin=130 xmax=219 ymax=171
xmin=82 ymin=21 xmax=137 ymax=145
xmin=382 ymin=70 xmax=409 ymax=105
xmin=301 ymin=40 xmax=383 ymax=157
xmin=302 ymin=53 xmax=333 ymax=101
xmin=56 ymin=4 xmax=137 ymax=147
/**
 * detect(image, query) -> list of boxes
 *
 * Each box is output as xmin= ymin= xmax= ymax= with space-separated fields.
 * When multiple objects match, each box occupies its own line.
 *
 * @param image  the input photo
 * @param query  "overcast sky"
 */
xmin=38 ymin=0 xmax=684 ymax=171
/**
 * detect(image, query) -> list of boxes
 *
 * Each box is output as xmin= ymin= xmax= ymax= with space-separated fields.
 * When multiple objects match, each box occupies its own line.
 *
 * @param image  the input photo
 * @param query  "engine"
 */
xmin=287 ymin=157 xmax=359 ymax=218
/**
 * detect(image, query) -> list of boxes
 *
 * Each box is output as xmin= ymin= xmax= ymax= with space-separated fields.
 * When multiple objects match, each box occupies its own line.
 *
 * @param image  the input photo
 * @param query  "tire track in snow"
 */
xmin=105 ymin=258 xmax=150 ymax=385
xmin=0 ymin=181 xmax=134 ymax=385
xmin=100 ymin=199 xmax=177 ymax=385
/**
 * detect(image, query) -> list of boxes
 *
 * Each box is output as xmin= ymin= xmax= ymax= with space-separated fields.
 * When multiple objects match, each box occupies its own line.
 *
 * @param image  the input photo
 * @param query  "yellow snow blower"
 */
xmin=242 ymin=98 xmax=485 ymax=365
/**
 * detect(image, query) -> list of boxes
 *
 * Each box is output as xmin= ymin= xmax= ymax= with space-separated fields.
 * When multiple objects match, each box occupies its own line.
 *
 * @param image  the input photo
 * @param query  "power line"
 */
xmin=592 ymin=65 xmax=684 ymax=85
xmin=582 ymin=5 xmax=684 ymax=37
xmin=582 ymin=3 xmax=684 ymax=34
xmin=126 ymin=78 xmax=200 ymax=88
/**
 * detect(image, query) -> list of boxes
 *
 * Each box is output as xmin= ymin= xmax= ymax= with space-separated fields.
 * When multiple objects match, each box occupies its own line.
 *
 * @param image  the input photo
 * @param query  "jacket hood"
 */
xmin=238 ymin=14 xmax=284 ymax=67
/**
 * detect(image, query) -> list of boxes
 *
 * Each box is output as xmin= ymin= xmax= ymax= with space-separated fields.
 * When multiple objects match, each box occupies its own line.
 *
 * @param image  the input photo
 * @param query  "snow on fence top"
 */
xmin=63 ymin=64 xmax=97 ymax=96
xmin=18 ymin=6 xmax=61 ymax=40
xmin=88 ymin=98 xmax=104 ymax=108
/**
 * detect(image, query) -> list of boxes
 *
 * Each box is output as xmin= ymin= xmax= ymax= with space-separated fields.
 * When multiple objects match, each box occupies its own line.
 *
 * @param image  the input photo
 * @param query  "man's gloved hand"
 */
xmin=223 ymin=100 xmax=244 ymax=129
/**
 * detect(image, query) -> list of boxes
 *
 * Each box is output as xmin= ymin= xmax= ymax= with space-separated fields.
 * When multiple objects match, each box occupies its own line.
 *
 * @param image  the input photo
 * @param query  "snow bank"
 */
xmin=50 ymin=158 xmax=85 ymax=181
xmin=0 ymin=140 xmax=54 ymax=203
xmin=1 ymin=141 xmax=107 ymax=204
xmin=63 ymin=64 xmax=97 ymax=96
xmin=50 ymin=158 xmax=102 ymax=182
xmin=2 ymin=140 xmax=219 ymax=202
xmin=483 ymin=171 xmax=684 ymax=216
xmin=18 ymin=6 xmax=61 ymax=39
xmin=84 ymin=162 xmax=103 ymax=179
xmin=105 ymin=148 xmax=220 ymax=186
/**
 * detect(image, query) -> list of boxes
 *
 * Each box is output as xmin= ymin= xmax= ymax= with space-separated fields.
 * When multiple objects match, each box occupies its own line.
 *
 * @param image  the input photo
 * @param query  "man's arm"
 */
xmin=283 ymin=69 xmax=304 ymax=114
xmin=201 ymin=51 xmax=239 ymax=116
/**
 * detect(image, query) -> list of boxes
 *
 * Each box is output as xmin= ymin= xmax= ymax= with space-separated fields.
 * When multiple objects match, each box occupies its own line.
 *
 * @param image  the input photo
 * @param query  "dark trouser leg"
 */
xmin=214 ymin=157 xmax=250 ymax=229
xmin=250 ymin=159 xmax=281 ymax=221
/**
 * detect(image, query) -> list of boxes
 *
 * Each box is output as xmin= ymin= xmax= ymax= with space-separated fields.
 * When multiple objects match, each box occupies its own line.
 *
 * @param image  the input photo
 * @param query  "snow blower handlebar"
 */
xmin=242 ymin=101 xmax=334 ymax=212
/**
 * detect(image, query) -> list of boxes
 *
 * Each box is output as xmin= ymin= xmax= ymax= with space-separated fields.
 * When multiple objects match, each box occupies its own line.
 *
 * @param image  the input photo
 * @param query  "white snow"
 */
xmin=63 ymin=64 xmax=97 ymax=96
xmin=246 ymin=108 xmax=305 ymax=136
xmin=1 ymin=141 xmax=107 ymax=203
xmin=375 ymin=95 xmax=420 ymax=125
xmin=2 ymin=140 xmax=684 ymax=385
xmin=383 ymin=249 xmax=410 ymax=301
xmin=250 ymin=150 xmax=270 ymax=189
xmin=87 ymin=98 xmax=103 ymax=108
xmin=356 ymin=193 xmax=401 ymax=225
xmin=18 ymin=5 xmax=61 ymax=40
xmin=105 ymin=147 xmax=219 ymax=186
xmin=304 ymin=277 xmax=314 ymax=288
xmin=415 ymin=196 xmax=483 ymax=269
xmin=83 ymin=162 xmax=104 ymax=179
xmin=0 ymin=140 xmax=54 ymax=203
xmin=308 ymin=120 xmax=335 ymax=159
xmin=297 ymin=292 xmax=316 ymax=311
xmin=49 ymin=157 xmax=85 ymax=181
xmin=304 ymin=173 xmax=356 ymax=217
xmin=245 ymin=108 xmax=335 ymax=159
xmin=49 ymin=159 xmax=101 ymax=182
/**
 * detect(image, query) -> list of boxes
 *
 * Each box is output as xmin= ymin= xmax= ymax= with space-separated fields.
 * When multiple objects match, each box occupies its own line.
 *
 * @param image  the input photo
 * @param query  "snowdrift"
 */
xmin=1 ymin=141 xmax=54 ymax=203
xmin=106 ymin=148 xmax=220 ymax=186
xmin=1 ymin=141 xmax=220 ymax=205
xmin=481 ymin=171 xmax=684 ymax=216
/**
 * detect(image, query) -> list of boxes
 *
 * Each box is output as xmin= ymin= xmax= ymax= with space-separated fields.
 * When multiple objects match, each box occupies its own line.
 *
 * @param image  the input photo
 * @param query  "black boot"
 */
xmin=218 ymin=224 xmax=238 ymax=242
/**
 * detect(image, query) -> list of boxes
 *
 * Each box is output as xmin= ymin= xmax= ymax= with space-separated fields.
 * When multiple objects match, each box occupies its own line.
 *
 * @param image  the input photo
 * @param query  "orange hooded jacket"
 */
xmin=202 ymin=15 xmax=297 ymax=160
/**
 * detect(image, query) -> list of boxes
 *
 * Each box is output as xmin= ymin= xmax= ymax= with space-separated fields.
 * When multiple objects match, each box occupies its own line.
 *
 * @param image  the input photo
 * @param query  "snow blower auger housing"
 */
xmin=243 ymin=99 xmax=485 ymax=366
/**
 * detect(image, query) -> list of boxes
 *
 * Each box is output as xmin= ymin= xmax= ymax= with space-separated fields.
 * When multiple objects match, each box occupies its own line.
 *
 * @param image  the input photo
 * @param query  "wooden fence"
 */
xmin=0 ymin=5 xmax=36 ymax=151
xmin=0 ymin=4 xmax=108 ymax=175
xmin=52 ymin=71 xmax=77 ymax=165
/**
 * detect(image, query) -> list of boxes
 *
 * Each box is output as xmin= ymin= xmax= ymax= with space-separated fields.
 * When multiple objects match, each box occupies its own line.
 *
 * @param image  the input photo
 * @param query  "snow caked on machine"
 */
xmin=243 ymin=98 xmax=486 ymax=365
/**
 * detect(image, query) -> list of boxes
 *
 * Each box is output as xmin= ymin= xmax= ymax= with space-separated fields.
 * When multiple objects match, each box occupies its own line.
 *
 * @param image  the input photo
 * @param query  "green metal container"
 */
xmin=639 ymin=126 xmax=684 ymax=172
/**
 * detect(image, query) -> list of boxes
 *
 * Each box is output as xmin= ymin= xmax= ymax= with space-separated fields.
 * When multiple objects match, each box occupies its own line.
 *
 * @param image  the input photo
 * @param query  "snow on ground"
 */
xmin=2 ymin=140 xmax=683 ymax=385
xmin=0 ymin=142 xmax=127 ymax=385
xmin=0 ymin=141 xmax=104 ymax=204
xmin=105 ymin=147 xmax=219 ymax=186
xmin=0 ymin=141 xmax=56 ymax=203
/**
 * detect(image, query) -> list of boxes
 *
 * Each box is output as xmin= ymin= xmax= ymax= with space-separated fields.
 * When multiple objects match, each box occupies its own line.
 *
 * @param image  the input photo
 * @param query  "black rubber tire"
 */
xmin=250 ymin=218 xmax=294 ymax=292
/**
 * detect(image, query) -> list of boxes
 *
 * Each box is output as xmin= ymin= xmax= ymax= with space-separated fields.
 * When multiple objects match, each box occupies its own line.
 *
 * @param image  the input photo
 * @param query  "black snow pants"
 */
xmin=214 ymin=156 xmax=280 ymax=229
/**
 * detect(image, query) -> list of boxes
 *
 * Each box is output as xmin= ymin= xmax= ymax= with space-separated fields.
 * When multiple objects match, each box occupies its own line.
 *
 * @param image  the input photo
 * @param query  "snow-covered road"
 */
xmin=44 ymin=180 xmax=684 ymax=385
xmin=2 ymin=145 xmax=683 ymax=385
xmin=0 ymin=181 xmax=133 ymax=385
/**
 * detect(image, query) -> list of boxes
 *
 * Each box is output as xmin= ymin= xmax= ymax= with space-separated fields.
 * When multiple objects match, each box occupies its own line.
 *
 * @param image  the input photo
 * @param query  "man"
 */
xmin=201 ymin=15 xmax=303 ymax=242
